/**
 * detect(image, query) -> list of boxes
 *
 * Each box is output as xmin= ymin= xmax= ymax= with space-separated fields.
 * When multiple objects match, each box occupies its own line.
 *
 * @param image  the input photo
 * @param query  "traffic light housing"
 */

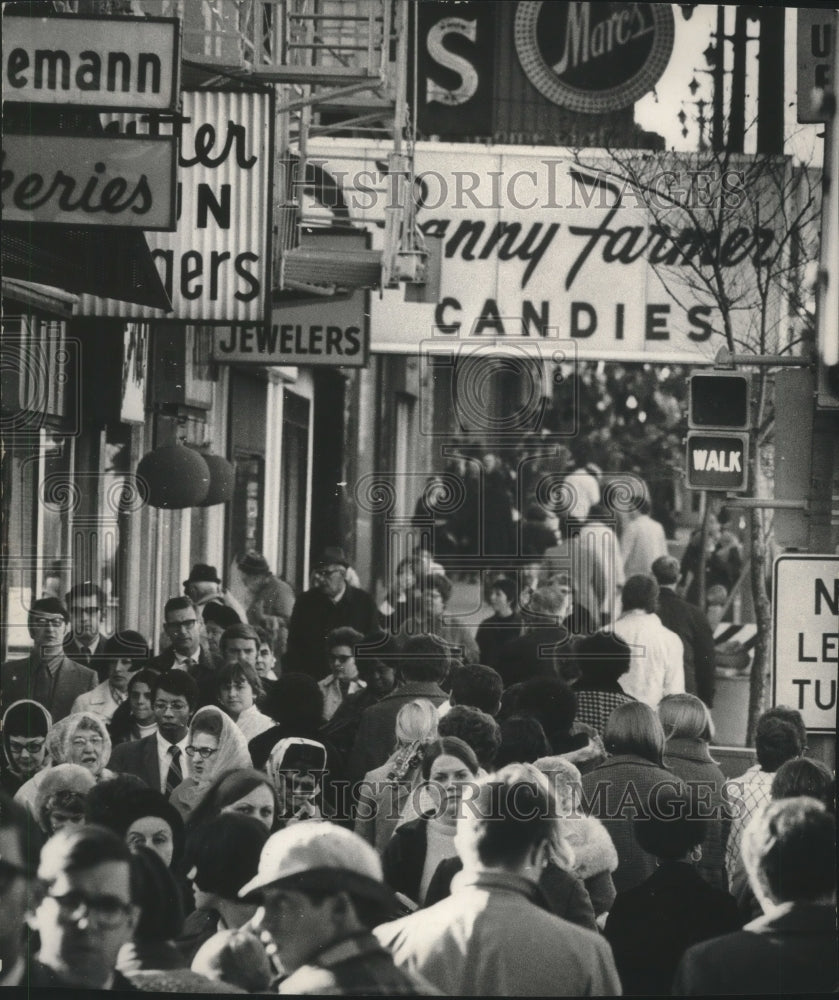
xmin=686 ymin=371 xmax=751 ymax=491
xmin=688 ymin=372 xmax=751 ymax=429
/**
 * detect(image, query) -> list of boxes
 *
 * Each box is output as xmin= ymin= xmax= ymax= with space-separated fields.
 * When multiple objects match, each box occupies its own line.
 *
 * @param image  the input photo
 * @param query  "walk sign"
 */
xmin=772 ymin=554 xmax=839 ymax=732
xmin=685 ymin=432 xmax=749 ymax=491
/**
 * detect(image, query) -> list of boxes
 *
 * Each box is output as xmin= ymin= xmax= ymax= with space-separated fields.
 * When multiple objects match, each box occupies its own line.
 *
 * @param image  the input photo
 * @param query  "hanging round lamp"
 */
xmin=197 ymin=453 xmax=235 ymax=507
xmin=136 ymin=445 xmax=210 ymax=509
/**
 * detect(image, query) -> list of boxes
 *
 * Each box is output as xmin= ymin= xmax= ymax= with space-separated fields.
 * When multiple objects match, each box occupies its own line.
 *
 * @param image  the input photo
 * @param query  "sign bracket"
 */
xmin=723 ymin=497 xmax=809 ymax=510
xmin=714 ymin=346 xmax=814 ymax=369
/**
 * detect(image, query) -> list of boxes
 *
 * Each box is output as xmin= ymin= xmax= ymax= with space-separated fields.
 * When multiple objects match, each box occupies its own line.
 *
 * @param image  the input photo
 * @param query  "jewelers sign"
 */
xmin=305 ymin=139 xmax=787 ymax=362
xmin=77 ymin=89 xmax=274 ymax=324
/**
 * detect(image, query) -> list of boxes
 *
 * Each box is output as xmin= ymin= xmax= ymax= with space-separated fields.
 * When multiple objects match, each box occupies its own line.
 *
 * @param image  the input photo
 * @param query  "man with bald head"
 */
xmin=652 ymin=556 xmax=716 ymax=707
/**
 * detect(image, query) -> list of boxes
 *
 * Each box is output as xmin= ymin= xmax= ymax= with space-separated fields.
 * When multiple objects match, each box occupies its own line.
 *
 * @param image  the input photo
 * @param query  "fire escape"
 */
xmin=140 ymin=0 xmax=427 ymax=297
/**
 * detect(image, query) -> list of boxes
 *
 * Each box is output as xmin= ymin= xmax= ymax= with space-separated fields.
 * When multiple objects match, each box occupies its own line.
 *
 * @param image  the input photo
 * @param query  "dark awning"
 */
xmin=2 ymin=31 xmax=172 ymax=313
xmin=2 ymin=222 xmax=172 ymax=311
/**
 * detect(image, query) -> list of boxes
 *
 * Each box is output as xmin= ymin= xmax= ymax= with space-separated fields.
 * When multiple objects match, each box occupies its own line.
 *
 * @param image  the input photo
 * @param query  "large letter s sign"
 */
xmin=426 ymin=18 xmax=479 ymax=106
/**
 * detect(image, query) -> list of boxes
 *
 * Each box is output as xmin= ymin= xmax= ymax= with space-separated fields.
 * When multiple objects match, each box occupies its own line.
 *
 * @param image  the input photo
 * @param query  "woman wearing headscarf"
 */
xmin=169 ymin=706 xmax=252 ymax=819
xmin=354 ymin=698 xmax=439 ymax=853
xmin=267 ymin=737 xmax=328 ymax=827
xmin=1 ymin=700 xmax=52 ymax=795
xmin=34 ymin=762 xmax=95 ymax=836
xmin=13 ymin=711 xmax=114 ymax=817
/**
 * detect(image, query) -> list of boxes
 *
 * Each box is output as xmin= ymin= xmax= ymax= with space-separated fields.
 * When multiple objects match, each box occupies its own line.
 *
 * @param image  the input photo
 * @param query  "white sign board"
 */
xmin=3 ymin=13 xmax=180 ymax=111
xmin=306 ymin=139 xmax=785 ymax=362
xmin=76 ymin=89 xmax=273 ymax=324
xmin=797 ymin=8 xmax=835 ymax=123
xmin=772 ymin=554 xmax=839 ymax=733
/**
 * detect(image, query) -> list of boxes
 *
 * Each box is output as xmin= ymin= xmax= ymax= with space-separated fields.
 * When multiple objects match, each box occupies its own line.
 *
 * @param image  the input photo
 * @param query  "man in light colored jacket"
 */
xmin=375 ymin=764 xmax=622 ymax=996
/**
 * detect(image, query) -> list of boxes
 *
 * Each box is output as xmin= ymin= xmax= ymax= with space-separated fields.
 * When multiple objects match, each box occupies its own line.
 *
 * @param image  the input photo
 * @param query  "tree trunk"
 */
xmin=747 ymin=505 xmax=772 ymax=745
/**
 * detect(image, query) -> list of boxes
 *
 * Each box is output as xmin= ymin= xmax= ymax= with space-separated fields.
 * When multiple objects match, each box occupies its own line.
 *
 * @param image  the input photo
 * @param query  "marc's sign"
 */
xmin=3 ymin=13 xmax=180 ymax=111
xmin=514 ymin=2 xmax=674 ymax=113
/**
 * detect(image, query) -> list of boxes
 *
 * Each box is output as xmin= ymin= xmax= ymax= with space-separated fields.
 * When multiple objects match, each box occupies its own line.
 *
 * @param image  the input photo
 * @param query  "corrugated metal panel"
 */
xmin=76 ymin=89 xmax=273 ymax=323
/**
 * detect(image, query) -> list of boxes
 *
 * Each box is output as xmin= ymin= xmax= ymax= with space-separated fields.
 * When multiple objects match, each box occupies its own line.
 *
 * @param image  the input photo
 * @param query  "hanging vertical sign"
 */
xmin=415 ymin=1 xmax=495 ymax=136
xmin=76 ymin=88 xmax=274 ymax=324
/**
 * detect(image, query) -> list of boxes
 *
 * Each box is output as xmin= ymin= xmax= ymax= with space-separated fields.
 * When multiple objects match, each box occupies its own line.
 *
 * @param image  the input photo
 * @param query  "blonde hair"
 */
xmin=395 ymin=698 xmax=439 ymax=745
xmin=658 ymin=693 xmax=715 ymax=743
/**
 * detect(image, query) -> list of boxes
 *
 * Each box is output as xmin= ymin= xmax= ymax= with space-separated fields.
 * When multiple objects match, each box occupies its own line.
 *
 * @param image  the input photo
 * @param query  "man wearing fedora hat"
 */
xmin=285 ymin=548 xmax=379 ymax=681
xmin=184 ymin=563 xmax=248 ymax=624
xmin=242 ymin=823 xmax=431 ymax=994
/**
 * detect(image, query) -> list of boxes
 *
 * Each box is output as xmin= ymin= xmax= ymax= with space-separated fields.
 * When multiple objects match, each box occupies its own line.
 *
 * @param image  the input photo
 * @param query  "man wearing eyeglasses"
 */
xmin=285 ymin=548 xmax=379 ymax=680
xmin=27 ymin=824 xmax=139 ymax=990
xmin=149 ymin=596 xmax=217 ymax=705
xmin=64 ymin=581 xmax=112 ymax=682
xmin=1 ymin=598 xmax=97 ymax=722
xmin=109 ymin=671 xmax=198 ymax=794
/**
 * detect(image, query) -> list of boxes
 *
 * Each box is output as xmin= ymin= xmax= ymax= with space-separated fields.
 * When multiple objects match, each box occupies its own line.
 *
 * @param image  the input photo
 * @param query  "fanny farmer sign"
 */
xmin=305 ymin=140 xmax=787 ymax=362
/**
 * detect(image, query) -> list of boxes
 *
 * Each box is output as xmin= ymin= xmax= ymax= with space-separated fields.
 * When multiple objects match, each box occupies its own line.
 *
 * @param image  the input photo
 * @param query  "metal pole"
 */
xmin=713 ymin=5 xmax=726 ymax=151
xmin=728 ymin=6 xmax=748 ymax=152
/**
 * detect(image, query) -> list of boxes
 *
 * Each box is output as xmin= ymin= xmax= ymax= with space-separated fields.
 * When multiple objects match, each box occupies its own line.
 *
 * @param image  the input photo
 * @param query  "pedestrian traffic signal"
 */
xmin=686 ymin=432 xmax=750 ymax=491
xmin=688 ymin=372 xmax=751 ymax=429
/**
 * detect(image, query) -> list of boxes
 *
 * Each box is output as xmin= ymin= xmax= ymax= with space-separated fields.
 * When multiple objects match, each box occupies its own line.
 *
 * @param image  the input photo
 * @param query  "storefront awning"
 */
xmin=2 ymin=223 xmax=172 ymax=311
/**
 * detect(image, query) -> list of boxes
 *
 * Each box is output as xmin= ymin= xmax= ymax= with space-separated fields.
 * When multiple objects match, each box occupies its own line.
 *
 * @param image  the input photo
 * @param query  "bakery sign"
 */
xmin=514 ymin=2 xmax=675 ymax=113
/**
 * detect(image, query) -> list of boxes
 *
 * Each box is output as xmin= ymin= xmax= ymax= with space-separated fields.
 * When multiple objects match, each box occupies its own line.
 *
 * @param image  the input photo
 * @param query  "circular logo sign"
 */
xmin=515 ymin=2 xmax=675 ymax=114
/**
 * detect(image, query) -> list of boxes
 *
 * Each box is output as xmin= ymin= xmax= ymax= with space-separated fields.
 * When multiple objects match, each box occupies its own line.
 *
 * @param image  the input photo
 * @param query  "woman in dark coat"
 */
xmin=381 ymin=737 xmax=479 ymax=906
xmin=659 ymin=693 xmax=730 ymax=891
xmin=580 ymin=702 xmax=682 ymax=893
xmin=604 ymin=787 xmax=741 ymax=995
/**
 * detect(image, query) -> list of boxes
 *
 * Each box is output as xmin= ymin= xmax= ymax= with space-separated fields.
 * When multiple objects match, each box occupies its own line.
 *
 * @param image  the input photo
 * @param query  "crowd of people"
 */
xmin=0 ymin=515 xmax=834 ymax=994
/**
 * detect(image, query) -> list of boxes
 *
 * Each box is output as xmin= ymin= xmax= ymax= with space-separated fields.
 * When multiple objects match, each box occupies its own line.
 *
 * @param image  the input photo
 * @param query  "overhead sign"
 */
xmin=213 ymin=232 xmax=369 ymax=366
xmin=772 ymin=554 xmax=838 ymax=732
xmin=685 ymin=432 xmax=749 ymax=491
xmin=3 ymin=13 xmax=180 ymax=111
xmin=2 ymin=133 xmax=177 ymax=229
xmin=797 ymin=8 xmax=835 ymax=123
xmin=306 ymin=139 xmax=786 ymax=362
xmin=514 ymin=2 xmax=675 ymax=113
xmin=416 ymin=2 xmax=494 ymax=137
xmin=76 ymin=89 xmax=274 ymax=323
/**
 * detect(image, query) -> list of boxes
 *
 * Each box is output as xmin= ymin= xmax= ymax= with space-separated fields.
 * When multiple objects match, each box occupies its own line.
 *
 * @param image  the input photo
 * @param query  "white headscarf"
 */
xmin=55 ymin=712 xmax=112 ymax=778
xmin=171 ymin=706 xmax=252 ymax=814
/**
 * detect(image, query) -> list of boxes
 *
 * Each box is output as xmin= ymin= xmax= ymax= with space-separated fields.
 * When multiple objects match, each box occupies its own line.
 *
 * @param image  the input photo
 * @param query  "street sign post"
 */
xmin=686 ymin=432 xmax=749 ymax=491
xmin=772 ymin=554 xmax=838 ymax=733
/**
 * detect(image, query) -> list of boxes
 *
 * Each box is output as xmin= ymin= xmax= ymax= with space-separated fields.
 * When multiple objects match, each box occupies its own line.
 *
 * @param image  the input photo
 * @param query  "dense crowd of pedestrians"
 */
xmin=0 ymin=484 xmax=835 ymax=994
